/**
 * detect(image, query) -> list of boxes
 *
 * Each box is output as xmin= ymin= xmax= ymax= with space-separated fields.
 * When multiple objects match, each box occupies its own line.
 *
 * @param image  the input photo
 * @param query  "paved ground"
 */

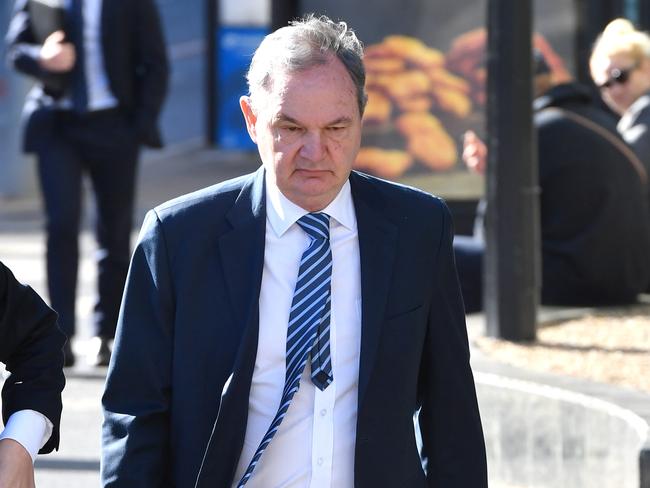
xmin=0 ymin=142 xmax=259 ymax=487
xmin=476 ymin=303 xmax=650 ymax=394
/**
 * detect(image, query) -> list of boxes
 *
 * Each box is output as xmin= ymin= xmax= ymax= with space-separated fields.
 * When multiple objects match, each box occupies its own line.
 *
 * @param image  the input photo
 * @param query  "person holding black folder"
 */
xmin=5 ymin=0 xmax=169 ymax=367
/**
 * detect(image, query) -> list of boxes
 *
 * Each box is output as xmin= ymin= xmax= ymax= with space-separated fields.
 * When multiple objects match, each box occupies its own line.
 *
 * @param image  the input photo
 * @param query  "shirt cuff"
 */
xmin=0 ymin=410 xmax=53 ymax=462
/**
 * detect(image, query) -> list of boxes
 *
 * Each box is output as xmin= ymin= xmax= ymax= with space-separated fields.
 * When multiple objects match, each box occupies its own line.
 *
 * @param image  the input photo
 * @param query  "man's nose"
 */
xmin=299 ymin=131 xmax=326 ymax=161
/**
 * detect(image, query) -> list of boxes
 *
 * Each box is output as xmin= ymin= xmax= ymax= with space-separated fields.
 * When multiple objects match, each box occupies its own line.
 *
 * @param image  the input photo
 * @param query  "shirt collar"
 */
xmin=265 ymin=172 xmax=357 ymax=237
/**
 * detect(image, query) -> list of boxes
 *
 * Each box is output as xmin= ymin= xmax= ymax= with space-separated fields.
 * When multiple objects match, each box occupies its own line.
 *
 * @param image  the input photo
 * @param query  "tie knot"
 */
xmin=297 ymin=213 xmax=330 ymax=241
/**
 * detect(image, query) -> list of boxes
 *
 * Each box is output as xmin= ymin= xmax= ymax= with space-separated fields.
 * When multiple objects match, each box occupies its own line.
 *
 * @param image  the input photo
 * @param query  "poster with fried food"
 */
xmin=301 ymin=0 xmax=575 ymax=199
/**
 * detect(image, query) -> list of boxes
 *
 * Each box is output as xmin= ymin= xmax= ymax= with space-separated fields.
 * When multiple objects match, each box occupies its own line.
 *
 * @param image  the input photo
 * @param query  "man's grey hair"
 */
xmin=246 ymin=14 xmax=367 ymax=116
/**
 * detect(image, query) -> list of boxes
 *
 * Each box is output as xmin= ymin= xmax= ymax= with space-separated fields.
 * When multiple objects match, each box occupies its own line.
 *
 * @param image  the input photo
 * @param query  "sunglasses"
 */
xmin=597 ymin=63 xmax=639 ymax=90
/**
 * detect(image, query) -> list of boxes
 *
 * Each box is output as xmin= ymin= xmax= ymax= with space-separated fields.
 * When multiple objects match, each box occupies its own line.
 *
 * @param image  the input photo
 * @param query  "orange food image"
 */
xmin=396 ymin=112 xmax=458 ymax=170
xmin=382 ymin=35 xmax=445 ymax=68
xmin=364 ymin=57 xmax=406 ymax=74
xmin=375 ymin=71 xmax=431 ymax=99
xmin=395 ymin=95 xmax=433 ymax=113
xmin=395 ymin=112 xmax=445 ymax=136
xmin=432 ymin=86 xmax=472 ymax=118
xmin=354 ymin=147 xmax=414 ymax=179
xmin=407 ymin=134 xmax=457 ymax=170
xmin=364 ymin=90 xmax=392 ymax=125
xmin=427 ymin=68 xmax=471 ymax=94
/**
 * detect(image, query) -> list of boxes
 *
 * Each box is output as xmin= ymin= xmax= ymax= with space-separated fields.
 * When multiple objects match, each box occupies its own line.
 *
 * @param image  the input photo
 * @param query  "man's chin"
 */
xmin=285 ymin=185 xmax=342 ymax=211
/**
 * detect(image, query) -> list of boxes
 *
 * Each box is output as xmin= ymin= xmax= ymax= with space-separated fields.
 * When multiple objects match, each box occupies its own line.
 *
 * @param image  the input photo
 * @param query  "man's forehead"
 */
xmin=259 ymin=57 xmax=354 ymax=93
xmin=255 ymin=63 xmax=358 ymax=117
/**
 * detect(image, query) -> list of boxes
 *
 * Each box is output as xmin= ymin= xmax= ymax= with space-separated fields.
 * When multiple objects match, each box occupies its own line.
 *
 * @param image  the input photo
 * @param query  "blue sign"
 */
xmin=216 ymin=26 xmax=268 ymax=149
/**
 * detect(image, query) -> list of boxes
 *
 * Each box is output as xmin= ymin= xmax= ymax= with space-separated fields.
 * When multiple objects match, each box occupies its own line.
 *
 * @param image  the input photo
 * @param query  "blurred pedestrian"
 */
xmin=590 ymin=18 xmax=650 ymax=177
xmin=6 ymin=0 xmax=169 ymax=366
xmin=101 ymin=14 xmax=487 ymax=487
xmin=0 ymin=261 xmax=65 ymax=488
xmin=455 ymin=50 xmax=650 ymax=312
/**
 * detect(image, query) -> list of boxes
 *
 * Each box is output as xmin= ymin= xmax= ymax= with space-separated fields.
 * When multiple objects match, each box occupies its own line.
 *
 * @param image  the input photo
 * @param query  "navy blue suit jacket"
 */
xmin=101 ymin=168 xmax=487 ymax=487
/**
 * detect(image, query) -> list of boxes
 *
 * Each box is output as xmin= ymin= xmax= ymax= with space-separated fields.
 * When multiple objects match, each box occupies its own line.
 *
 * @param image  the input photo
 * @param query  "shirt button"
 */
xmin=320 ymin=409 xmax=327 ymax=417
xmin=317 ymin=457 xmax=324 ymax=466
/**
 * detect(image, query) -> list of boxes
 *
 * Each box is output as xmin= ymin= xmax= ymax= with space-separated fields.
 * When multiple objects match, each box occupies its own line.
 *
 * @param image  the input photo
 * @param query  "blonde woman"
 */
xmin=591 ymin=18 xmax=650 ymax=172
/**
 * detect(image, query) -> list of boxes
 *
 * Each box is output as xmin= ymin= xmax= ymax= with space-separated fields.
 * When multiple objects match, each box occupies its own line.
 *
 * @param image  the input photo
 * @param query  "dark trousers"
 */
xmin=35 ymin=108 xmax=139 ymax=339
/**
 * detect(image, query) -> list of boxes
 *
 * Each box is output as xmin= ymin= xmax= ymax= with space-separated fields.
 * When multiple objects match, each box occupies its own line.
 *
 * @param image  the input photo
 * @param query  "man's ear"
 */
xmin=240 ymin=96 xmax=258 ymax=143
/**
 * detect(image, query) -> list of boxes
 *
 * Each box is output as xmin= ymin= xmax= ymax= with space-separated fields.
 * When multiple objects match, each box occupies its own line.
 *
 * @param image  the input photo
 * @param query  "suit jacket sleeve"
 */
xmin=0 ymin=261 xmax=65 ymax=454
xmin=5 ymin=0 xmax=65 ymax=87
xmin=132 ymin=0 xmax=169 ymax=148
xmin=102 ymin=210 xmax=175 ymax=487
xmin=417 ymin=201 xmax=488 ymax=487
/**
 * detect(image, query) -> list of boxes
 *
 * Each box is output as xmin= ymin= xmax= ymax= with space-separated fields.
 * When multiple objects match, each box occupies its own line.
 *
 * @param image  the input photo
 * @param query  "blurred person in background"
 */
xmin=591 ymin=18 xmax=650 ymax=176
xmin=0 ymin=261 xmax=65 ymax=488
xmin=454 ymin=49 xmax=650 ymax=312
xmin=5 ymin=0 xmax=169 ymax=366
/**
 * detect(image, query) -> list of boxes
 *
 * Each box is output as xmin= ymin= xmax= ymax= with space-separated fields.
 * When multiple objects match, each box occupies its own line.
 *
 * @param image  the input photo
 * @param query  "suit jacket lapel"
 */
xmin=218 ymin=167 xmax=266 ymax=329
xmin=195 ymin=167 xmax=266 ymax=487
xmin=350 ymin=172 xmax=399 ymax=407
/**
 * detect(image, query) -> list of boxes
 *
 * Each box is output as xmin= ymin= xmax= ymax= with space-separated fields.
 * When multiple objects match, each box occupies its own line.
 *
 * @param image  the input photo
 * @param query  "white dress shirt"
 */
xmin=0 ymin=410 xmax=53 ymax=462
xmin=232 ymin=175 xmax=362 ymax=487
xmin=59 ymin=0 xmax=119 ymax=111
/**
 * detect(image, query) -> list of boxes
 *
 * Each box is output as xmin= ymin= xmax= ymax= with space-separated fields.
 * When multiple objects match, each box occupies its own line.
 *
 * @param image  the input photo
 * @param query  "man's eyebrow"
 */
xmin=273 ymin=114 xmax=353 ymax=126
xmin=274 ymin=114 xmax=301 ymax=125
xmin=327 ymin=116 xmax=353 ymax=126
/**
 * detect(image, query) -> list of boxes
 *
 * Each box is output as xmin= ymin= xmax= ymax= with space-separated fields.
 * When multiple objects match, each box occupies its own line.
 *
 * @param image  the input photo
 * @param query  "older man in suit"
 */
xmin=102 ymin=15 xmax=487 ymax=487
xmin=6 ymin=0 xmax=169 ymax=366
xmin=0 ymin=261 xmax=66 ymax=487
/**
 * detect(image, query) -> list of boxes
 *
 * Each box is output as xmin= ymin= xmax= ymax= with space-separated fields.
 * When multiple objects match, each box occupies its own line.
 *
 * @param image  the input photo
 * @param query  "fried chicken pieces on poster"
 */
xmin=356 ymin=35 xmax=472 ymax=178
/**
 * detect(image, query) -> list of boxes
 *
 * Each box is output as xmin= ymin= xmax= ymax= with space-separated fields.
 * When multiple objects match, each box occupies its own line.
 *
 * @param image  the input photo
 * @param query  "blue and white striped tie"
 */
xmin=237 ymin=212 xmax=333 ymax=487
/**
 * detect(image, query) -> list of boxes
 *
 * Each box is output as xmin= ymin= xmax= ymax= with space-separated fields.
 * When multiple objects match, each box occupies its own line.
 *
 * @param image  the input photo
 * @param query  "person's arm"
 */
xmin=101 ymin=211 xmax=175 ymax=487
xmin=462 ymin=130 xmax=487 ymax=175
xmin=0 ymin=409 xmax=50 ymax=488
xmin=0 ymin=438 xmax=34 ymax=488
xmin=417 ymin=201 xmax=488 ymax=487
xmin=0 ymin=262 xmax=65 ymax=455
xmin=131 ymin=0 xmax=170 ymax=147
xmin=5 ymin=0 xmax=74 ymax=83
xmin=0 ymin=409 xmax=52 ymax=461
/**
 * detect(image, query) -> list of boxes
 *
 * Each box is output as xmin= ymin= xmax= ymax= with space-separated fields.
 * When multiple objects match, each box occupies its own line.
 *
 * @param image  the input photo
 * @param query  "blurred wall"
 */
xmin=156 ymin=0 xmax=206 ymax=146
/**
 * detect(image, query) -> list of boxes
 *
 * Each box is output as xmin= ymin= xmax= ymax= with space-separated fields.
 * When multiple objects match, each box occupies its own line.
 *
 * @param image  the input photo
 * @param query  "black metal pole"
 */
xmin=484 ymin=0 xmax=539 ymax=341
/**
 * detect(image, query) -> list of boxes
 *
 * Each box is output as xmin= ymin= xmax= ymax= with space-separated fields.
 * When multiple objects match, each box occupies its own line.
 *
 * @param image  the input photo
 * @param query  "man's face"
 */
xmin=240 ymin=56 xmax=362 ymax=212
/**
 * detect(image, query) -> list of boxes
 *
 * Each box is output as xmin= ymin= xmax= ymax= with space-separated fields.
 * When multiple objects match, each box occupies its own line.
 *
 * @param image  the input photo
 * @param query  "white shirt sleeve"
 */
xmin=0 ymin=410 xmax=53 ymax=462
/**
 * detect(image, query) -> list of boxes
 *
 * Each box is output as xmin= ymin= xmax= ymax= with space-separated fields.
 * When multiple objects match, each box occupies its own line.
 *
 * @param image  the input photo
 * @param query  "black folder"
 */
xmin=28 ymin=0 xmax=66 ymax=44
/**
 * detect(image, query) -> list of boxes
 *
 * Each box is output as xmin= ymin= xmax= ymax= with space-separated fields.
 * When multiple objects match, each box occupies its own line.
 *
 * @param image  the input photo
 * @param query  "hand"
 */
xmin=39 ymin=30 xmax=76 ymax=72
xmin=0 ymin=439 xmax=35 ymax=488
xmin=462 ymin=130 xmax=487 ymax=175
